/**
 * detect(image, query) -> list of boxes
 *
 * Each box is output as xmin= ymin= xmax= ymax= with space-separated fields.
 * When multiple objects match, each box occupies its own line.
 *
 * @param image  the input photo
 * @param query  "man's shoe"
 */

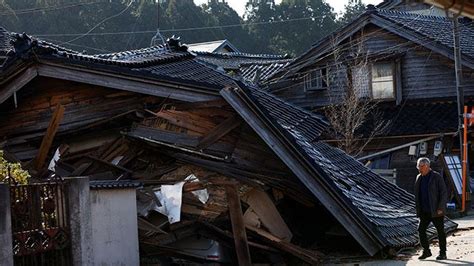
xmin=436 ymin=252 xmax=447 ymax=260
xmin=418 ymin=250 xmax=432 ymax=260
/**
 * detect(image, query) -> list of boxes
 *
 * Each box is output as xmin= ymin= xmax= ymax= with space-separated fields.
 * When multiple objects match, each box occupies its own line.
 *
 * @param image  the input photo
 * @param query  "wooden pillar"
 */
xmin=225 ymin=184 xmax=251 ymax=266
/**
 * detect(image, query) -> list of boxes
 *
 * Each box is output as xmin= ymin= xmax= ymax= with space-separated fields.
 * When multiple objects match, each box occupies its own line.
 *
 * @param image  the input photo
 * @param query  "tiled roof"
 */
xmin=240 ymin=59 xmax=292 ymax=84
xmin=246 ymin=85 xmax=329 ymax=141
xmin=187 ymin=39 xmax=239 ymax=53
xmin=0 ymin=32 xmax=238 ymax=89
xmin=194 ymin=51 xmax=290 ymax=70
xmin=90 ymin=180 xmax=142 ymax=189
xmin=224 ymin=85 xmax=457 ymax=252
xmin=94 ymin=45 xmax=184 ymax=62
xmin=138 ymin=59 xmax=238 ymax=88
xmin=376 ymin=9 xmax=474 ymax=59
xmin=0 ymin=27 xmax=12 ymax=55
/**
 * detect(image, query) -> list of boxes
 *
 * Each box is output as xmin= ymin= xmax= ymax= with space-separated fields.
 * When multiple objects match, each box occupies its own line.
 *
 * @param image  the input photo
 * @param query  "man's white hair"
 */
xmin=417 ymin=157 xmax=430 ymax=167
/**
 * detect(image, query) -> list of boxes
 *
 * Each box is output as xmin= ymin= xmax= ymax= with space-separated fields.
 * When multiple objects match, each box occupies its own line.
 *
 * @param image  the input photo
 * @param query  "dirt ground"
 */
xmin=326 ymin=214 xmax=474 ymax=265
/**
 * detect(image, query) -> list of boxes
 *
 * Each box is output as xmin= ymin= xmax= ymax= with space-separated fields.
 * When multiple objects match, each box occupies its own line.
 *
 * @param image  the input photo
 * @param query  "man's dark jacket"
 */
xmin=414 ymin=170 xmax=448 ymax=217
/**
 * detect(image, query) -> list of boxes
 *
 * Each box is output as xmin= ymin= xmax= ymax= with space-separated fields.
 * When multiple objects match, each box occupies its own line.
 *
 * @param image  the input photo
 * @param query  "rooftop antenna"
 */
xmin=151 ymin=0 xmax=166 ymax=48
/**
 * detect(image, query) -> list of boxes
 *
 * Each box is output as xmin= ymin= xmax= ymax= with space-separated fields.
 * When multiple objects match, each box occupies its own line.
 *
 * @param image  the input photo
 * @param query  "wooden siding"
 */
xmin=0 ymin=77 xmax=149 ymax=139
xmin=274 ymin=26 xmax=474 ymax=109
xmin=362 ymin=136 xmax=455 ymax=194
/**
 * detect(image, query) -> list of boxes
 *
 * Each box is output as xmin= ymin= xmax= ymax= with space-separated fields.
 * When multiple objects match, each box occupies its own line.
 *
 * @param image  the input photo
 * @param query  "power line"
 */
xmin=32 ymin=16 xmax=319 ymax=38
xmin=61 ymin=1 xmax=133 ymax=45
xmin=0 ymin=1 xmax=108 ymax=16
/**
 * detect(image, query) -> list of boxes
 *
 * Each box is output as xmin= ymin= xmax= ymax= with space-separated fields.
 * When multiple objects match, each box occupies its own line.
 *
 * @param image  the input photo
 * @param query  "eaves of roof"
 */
xmin=38 ymin=54 xmax=232 ymax=90
xmin=90 ymin=180 xmax=142 ymax=190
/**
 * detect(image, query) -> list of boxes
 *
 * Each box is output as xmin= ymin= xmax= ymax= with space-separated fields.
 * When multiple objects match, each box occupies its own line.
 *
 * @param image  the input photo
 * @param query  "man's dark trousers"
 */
xmin=418 ymin=212 xmax=446 ymax=252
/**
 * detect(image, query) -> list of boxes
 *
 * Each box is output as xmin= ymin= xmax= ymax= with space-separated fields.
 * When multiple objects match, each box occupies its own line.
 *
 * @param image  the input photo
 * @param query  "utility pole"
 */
xmin=452 ymin=15 xmax=468 ymax=212
xmin=453 ymin=17 xmax=463 ymax=147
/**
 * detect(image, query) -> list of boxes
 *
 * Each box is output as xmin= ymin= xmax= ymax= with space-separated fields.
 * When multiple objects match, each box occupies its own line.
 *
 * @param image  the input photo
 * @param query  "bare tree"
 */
xmin=323 ymin=34 xmax=390 ymax=157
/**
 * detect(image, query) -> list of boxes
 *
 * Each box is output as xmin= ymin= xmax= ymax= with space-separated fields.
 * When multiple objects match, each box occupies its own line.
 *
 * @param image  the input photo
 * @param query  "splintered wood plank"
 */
xmin=246 ymin=225 xmax=323 ymax=264
xmin=225 ymin=184 xmax=252 ymax=266
xmin=152 ymin=110 xmax=217 ymax=134
xmin=241 ymin=189 xmax=293 ymax=242
xmin=34 ymin=104 xmax=65 ymax=170
xmin=173 ymin=99 xmax=228 ymax=110
xmin=196 ymin=115 xmax=242 ymax=150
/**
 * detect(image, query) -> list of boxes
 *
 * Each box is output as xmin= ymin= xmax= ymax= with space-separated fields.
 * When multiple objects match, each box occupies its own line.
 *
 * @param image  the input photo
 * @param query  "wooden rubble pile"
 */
xmin=3 ymin=97 xmax=352 ymax=264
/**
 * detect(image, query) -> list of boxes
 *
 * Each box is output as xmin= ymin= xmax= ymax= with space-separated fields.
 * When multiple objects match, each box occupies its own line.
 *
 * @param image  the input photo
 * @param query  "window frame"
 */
xmin=370 ymin=61 xmax=397 ymax=101
xmin=304 ymin=67 xmax=329 ymax=92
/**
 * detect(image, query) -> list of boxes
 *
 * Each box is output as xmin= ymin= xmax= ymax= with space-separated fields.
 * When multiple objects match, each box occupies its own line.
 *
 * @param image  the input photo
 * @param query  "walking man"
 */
xmin=414 ymin=157 xmax=448 ymax=260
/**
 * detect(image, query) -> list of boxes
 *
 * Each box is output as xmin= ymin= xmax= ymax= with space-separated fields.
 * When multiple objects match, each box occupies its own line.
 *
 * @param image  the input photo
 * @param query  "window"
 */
xmin=371 ymin=62 xmax=395 ymax=99
xmin=304 ymin=68 xmax=328 ymax=91
xmin=350 ymin=61 xmax=398 ymax=101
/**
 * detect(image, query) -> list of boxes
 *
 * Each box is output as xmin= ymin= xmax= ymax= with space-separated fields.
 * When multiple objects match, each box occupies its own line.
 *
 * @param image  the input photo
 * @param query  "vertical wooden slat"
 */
xmin=225 ymin=184 xmax=251 ymax=266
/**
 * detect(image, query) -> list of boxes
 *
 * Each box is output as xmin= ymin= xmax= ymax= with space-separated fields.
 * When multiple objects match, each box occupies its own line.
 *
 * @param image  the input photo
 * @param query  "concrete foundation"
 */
xmin=66 ymin=177 xmax=93 ymax=266
xmin=0 ymin=184 xmax=13 ymax=266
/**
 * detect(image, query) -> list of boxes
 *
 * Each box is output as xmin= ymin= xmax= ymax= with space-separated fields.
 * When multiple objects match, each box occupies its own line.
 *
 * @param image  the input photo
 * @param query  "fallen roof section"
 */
xmin=221 ymin=84 xmax=457 ymax=255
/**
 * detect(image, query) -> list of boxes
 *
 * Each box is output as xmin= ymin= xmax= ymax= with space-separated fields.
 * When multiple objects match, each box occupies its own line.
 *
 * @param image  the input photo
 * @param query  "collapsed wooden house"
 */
xmin=0 ymin=29 xmax=457 ymax=263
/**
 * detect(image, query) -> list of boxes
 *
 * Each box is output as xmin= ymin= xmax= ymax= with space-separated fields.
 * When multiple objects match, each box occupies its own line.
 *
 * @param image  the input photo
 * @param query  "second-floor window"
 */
xmin=371 ymin=62 xmax=395 ymax=99
xmin=304 ymin=68 xmax=328 ymax=91
xmin=351 ymin=61 xmax=397 ymax=100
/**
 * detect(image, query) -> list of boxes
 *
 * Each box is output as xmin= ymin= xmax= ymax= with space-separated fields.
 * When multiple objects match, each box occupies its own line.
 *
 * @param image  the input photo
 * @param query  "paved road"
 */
xmin=327 ymin=215 xmax=474 ymax=265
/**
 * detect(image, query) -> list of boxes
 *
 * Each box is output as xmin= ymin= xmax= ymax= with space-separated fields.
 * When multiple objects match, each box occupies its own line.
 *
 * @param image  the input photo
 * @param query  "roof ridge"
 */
xmin=187 ymin=39 xmax=226 ymax=45
xmin=375 ymin=7 xmax=449 ymax=21
xmin=194 ymin=50 xmax=289 ymax=59
xmin=94 ymin=45 xmax=167 ymax=58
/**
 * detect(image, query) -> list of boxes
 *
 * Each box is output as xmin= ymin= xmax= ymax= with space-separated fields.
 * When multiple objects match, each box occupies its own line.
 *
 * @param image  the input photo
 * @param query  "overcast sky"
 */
xmin=193 ymin=0 xmax=384 ymax=17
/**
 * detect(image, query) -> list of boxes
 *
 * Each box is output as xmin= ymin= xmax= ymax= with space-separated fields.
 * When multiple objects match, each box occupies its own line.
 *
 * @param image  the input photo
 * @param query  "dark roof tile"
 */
xmin=376 ymin=9 xmax=474 ymax=59
xmin=195 ymin=51 xmax=290 ymax=70
xmin=90 ymin=180 xmax=142 ymax=189
xmin=240 ymin=60 xmax=292 ymax=83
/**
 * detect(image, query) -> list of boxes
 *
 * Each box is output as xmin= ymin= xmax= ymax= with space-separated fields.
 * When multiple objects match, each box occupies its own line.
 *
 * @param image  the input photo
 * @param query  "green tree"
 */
xmin=201 ymin=0 xmax=250 ymax=50
xmin=273 ymin=0 xmax=338 ymax=56
xmin=244 ymin=0 xmax=278 ymax=53
xmin=338 ymin=0 xmax=366 ymax=26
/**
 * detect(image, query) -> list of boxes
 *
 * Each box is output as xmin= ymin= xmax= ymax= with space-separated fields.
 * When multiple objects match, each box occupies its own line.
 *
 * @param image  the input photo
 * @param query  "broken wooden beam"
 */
xmin=34 ymin=104 xmax=65 ymax=170
xmin=225 ymin=184 xmax=252 ymax=266
xmin=86 ymin=155 xmax=133 ymax=174
xmin=246 ymin=225 xmax=323 ymax=265
xmin=242 ymin=188 xmax=292 ymax=241
xmin=196 ymin=115 xmax=241 ymax=150
xmin=173 ymin=99 xmax=228 ymax=110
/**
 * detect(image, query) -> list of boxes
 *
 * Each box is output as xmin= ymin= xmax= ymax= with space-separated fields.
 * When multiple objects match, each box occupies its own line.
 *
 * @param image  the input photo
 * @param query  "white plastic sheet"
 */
xmin=48 ymin=148 xmax=61 ymax=171
xmin=154 ymin=182 xmax=185 ymax=224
